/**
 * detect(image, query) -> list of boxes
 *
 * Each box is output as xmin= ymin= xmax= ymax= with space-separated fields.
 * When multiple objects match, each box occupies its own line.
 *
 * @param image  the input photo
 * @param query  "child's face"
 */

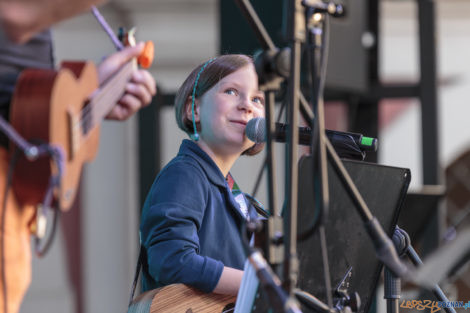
xmin=195 ymin=64 xmax=265 ymax=156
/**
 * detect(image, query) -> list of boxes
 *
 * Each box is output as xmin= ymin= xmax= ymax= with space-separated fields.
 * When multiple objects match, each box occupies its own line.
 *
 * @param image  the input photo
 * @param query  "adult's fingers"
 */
xmin=98 ymin=42 xmax=145 ymax=84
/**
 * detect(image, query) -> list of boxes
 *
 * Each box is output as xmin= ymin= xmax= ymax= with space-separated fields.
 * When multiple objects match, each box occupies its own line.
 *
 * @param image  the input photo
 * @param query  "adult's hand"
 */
xmin=98 ymin=42 xmax=157 ymax=121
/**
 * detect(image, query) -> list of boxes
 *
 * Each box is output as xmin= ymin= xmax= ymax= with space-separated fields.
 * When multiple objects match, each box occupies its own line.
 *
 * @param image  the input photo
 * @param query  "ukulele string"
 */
xmin=75 ymin=83 xmax=126 ymax=132
xmin=78 ymin=5 xmax=125 ymax=132
xmin=82 ymin=6 xmax=143 ymax=133
xmin=74 ymin=62 xmax=134 ymax=133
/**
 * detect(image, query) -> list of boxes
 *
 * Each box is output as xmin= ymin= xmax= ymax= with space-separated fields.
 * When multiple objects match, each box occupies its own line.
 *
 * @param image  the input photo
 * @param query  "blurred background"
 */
xmin=16 ymin=0 xmax=470 ymax=312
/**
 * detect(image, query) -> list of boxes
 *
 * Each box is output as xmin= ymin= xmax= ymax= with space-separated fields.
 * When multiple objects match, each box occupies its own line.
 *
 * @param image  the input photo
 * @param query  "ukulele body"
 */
xmin=128 ymin=284 xmax=236 ymax=313
xmin=10 ymin=61 xmax=100 ymax=211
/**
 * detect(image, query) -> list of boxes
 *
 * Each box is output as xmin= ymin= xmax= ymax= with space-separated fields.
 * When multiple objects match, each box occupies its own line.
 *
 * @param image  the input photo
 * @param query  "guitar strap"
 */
xmin=128 ymin=242 xmax=144 ymax=306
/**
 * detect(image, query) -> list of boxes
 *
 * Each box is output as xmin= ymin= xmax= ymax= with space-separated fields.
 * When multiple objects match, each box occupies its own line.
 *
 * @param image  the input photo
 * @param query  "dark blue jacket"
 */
xmin=140 ymin=140 xmax=249 ymax=293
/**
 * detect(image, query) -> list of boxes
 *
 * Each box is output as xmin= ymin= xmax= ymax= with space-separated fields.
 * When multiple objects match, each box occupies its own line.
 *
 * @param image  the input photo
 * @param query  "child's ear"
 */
xmin=184 ymin=96 xmax=200 ymax=123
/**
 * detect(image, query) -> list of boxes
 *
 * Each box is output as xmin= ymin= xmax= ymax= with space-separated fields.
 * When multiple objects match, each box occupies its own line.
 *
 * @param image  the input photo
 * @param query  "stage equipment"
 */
xmin=246 ymin=117 xmax=377 ymax=161
xmin=232 ymin=1 xmax=415 ymax=313
xmin=248 ymin=157 xmax=411 ymax=313
xmin=220 ymin=0 xmax=372 ymax=94
xmin=384 ymin=226 xmax=457 ymax=313
xmin=295 ymin=157 xmax=410 ymax=313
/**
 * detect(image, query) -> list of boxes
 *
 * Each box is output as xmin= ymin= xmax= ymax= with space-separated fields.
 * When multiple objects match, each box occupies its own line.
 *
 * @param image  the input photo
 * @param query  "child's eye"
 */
xmin=224 ymin=88 xmax=237 ymax=95
xmin=252 ymin=96 xmax=264 ymax=105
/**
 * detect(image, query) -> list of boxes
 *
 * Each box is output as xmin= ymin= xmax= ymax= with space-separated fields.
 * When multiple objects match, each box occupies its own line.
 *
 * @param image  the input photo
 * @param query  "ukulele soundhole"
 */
xmin=81 ymin=102 xmax=93 ymax=135
xmin=222 ymin=303 xmax=235 ymax=312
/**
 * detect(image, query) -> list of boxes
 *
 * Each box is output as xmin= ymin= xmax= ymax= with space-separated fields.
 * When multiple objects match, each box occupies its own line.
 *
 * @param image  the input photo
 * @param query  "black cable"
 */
xmin=0 ymin=119 xmax=64 ymax=310
xmin=34 ymin=205 xmax=60 ymax=258
xmin=303 ymin=8 xmax=334 ymax=309
xmin=128 ymin=245 xmax=144 ymax=306
xmin=297 ymin=8 xmax=331 ymax=242
xmin=34 ymin=146 xmax=63 ymax=257
xmin=296 ymin=14 xmax=323 ymax=243
xmin=244 ymin=193 xmax=270 ymax=219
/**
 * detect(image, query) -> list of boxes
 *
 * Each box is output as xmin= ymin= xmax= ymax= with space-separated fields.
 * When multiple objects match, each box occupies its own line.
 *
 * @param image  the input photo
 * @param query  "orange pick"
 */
xmin=138 ymin=40 xmax=154 ymax=69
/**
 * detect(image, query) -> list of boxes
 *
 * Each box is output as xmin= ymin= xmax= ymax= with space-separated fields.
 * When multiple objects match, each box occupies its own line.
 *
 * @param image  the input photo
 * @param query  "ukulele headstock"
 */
xmin=119 ymin=27 xmax=154 ymax=69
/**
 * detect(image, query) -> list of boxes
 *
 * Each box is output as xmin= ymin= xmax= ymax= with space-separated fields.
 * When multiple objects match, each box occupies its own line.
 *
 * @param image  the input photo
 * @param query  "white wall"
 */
xmin=379 ymin=1 xmax=470 ymax=189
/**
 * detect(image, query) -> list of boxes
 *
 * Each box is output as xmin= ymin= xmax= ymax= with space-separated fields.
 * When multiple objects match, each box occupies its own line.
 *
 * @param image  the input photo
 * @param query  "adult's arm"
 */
xmin=0 ymin=0 xmax=106 ymax=43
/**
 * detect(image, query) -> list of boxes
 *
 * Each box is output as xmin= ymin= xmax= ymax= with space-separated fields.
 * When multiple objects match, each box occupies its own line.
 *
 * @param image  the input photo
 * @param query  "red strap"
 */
xmin=226 ymin=173 xmax=234 ymax=191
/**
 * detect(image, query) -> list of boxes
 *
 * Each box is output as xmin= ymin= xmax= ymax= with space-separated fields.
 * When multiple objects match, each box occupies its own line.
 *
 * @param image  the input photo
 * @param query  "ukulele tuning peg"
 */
xmin=118 ymin=27 xmax=126 ymax=43
xmin=119 ymin=26 xmax=154 ymax=68
xmin=122 ymin=27 xmax=137 ymax=47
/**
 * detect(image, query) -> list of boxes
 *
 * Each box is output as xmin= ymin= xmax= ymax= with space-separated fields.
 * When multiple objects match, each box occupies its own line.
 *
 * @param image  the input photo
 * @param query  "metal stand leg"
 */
xmin=389 ymin=226 xmax=457 ymax=313
xmin=384 ymin=267 xmax=400 ymax=313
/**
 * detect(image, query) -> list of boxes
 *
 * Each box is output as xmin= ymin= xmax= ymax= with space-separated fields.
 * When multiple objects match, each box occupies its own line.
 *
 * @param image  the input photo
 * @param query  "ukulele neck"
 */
xmin=81 ymin=59 xmax=136 ymax=133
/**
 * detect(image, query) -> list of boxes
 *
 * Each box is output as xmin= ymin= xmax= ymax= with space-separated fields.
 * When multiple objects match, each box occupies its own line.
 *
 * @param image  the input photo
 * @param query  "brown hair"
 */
xmin=174 ymin=54 xmax=264 ymax=156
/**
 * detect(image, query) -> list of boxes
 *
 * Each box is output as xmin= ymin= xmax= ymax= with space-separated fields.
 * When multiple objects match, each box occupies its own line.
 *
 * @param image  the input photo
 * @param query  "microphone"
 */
xmin=245 ymin=117 xmax=378 ymax=160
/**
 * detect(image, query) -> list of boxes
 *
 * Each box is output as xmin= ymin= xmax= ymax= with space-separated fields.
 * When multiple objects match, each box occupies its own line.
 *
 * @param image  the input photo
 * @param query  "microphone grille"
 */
xmin=245 ymin=117 xmax=266 ymax=143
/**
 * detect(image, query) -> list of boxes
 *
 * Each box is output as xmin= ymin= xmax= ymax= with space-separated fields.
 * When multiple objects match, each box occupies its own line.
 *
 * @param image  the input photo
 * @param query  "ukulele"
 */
xmin=127 ymin=284 xmax=236 ymax=313
xmin=9 ymin=43 xmax=152 ymax=211
xmin=127 ymin=261 xmax=260 ymax=313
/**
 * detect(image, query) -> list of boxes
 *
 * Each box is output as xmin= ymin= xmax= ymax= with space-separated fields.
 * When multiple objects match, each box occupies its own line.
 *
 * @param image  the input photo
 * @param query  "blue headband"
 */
xmin=190 ymin=57 xmax=216 ymax=141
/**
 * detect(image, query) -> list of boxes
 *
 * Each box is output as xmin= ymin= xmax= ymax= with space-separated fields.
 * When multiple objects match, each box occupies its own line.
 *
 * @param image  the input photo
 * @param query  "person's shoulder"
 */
xmin=159 ymin=154 xmax=206 ymax=181
xmin=143 ymin=155 xmax=210 ymax=212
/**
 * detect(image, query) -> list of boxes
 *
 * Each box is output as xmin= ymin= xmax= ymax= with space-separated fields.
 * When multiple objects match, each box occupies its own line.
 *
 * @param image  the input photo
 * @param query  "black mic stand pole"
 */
xmin=301 ymin=0 xmax=411 ymax=283
xmin=233 ymin=2 xmax=350 ymax=313
xmin=233 ymin=2 xmax=370 ymax=313
xmin=406 ymin=246 xmax=455 ymax=311
xmin=236 ymin=2 xmax=408 ymax=282
xmin=384 ymin=228 xmax=406 ymax=313
xmin=233 ymin=0 xmax=283 ymax=267
xmin=304 ymin=5 xmax=333 ymax=308
xmin=236 ymin=2 xmax=414 ymax=312
xmin=283 ymin=0 xmax=302 ymax=297
xmin=384 ymin=226 xmax=456 ymax=313
xmin=234 ymin=1 xmax=302 ymax=312
xmin=299 ymin=4 xmax=411 ymax=274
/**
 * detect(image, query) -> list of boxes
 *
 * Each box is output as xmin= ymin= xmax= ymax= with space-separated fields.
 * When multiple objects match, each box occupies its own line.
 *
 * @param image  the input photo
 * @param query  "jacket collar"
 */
xmin=179 ymin=140 xmax=248 ymax=220
xmin=178 ymin=139 xmax=227 ymax=188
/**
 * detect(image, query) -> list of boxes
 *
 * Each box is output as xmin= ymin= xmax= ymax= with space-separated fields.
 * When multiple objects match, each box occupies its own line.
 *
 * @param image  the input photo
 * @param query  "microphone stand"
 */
xmin=385 ymin=226 xmax=456 ymax=313
xmin=294 ymin=0 xmax=412 ymax=283
xmin=234 ymin=1 xmax=300 ymax=312
xmin=301 ymin=2 xmax=412 ymax=281
xmin=234 ymin=1 xmax=358 ymax=313
xmin=235 ymin=0 xmax=411 ymax=312
xmin=301 ymin=3 xmax=411 ymax=281
xmin=304 ymin=4 xmax=334 ymax=308
xmin=283 ymin=0 xmax=302 ymax=297
xmin=234 ymin=0 xmax=307 ymax=311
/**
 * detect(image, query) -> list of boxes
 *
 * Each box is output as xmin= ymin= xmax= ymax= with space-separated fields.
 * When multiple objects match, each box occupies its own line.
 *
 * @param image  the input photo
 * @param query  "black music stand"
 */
xmin=295 ymin=156 xmax=411 ymax=313
xmin=397 ymin=188 xmax=445 ymax=247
